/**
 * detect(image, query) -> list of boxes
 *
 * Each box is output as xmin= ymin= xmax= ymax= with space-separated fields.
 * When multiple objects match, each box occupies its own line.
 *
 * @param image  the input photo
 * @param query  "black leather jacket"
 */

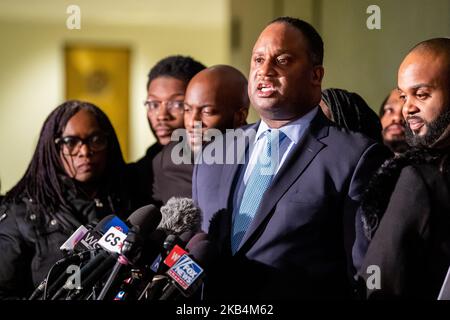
xmin=0 ymin=188 xmax=137 ymax=300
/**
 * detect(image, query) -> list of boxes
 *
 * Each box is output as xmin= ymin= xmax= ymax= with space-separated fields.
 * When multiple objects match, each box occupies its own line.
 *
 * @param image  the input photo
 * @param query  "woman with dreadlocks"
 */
xmin=320 ymin=88 xmax=383 ymax=143
xmin=0 ymin=100 xmax=141 ymax=299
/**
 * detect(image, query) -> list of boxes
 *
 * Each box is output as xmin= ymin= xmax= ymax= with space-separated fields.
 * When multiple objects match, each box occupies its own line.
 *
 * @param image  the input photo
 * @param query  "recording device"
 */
xmin=159 ymin=233 xmax=213 ymax=300
xmin=136 ymin=232 xmax=207 ymax=301
xmin=62 ymin=206 xmax=162 ymax=300
xmin=29 ymin=215 xmax=121 ymax=300
xmin=158 ymin=197 xmax=202 ymax=235
xmin=74 ymin=215 xmax=129 ymax=252
xmin=46 ymin=215 xmax=130 ymax=300
xmin=96 ymin=204 xmax=162 ymax=300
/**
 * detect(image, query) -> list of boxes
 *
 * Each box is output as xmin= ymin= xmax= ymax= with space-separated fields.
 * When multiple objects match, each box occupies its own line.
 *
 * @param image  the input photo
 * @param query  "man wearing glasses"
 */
xmin=128 ymin=56 xmax=205 ymax=205
xmin=152 ymin=65 xmax=249 ymax=205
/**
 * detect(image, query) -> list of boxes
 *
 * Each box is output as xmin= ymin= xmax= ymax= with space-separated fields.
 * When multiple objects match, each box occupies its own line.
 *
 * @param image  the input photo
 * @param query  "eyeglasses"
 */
xmin=55 ymin=134 xmax=108 ymax=155
xmin=143 ymin=100 xmax=185 ymax=115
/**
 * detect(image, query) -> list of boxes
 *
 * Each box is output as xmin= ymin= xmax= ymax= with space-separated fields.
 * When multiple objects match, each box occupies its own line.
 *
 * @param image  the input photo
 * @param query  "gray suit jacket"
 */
xmin=193 ymin=110 xmax=390 ymax=299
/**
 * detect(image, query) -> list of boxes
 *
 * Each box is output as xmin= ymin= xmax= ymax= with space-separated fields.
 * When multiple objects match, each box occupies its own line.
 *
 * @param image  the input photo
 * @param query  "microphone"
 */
xmin=159 ymin=234 xmax=214 ymax=300
xmin=47 ymin=215 xmax=129 ymax=300
xmin=147 ymin=197 xmax=202 ymax=276
xmin=64 ymin=251 xmax=118 ymax=300
xmin=158 ymin=197 xmax=202 ymax=236
xmin=96 ymin=205 xmax=162 ymax=300
xmin=111 ymin=199 xmax=202 ymax=301
xmin=75 ymin=215 xmax=129 ymax=252
xmin=29 ymin=216 xmax=119 ymax=300
xmin=59 ymin=218 xmax=99 ymax=253
xmin=137 ymin=232 xmax=206 ymax=301
xmin=62 ymin=208 xmax=159 ymax=300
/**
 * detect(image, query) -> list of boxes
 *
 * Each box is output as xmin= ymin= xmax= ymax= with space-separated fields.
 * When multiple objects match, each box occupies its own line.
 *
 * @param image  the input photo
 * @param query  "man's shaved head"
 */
xmin=189 ymin=65 xmax=250 ymax=112
xmin=398 ymin=37 xmax=450 ymax=148
xmin=184 ymin=65 xmax=250 ymax=149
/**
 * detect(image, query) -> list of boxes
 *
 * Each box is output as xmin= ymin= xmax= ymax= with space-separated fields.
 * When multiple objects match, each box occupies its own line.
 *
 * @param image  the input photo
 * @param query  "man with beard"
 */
xmin=359 ymin=37 xmax=450 ymax=299
xmin=379 ymin=89 xmax=409 ymax=154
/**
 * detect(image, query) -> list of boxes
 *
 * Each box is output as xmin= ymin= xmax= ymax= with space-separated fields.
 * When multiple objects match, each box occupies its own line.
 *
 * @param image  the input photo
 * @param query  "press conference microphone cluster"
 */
xmin=29 ymin=205 xmax=155 ymax=300
xmin=28 ymin=214 xmax=128 ymax=300
xmin=79 ymin=197 xmax=202 ymax=300
xmin=30 ymin=197 xmax=207 ymax=301
xmin=157 ymin=232 xmax=216 ymax=300
xmin=95 ymin=204 xmax=163 ymax=300
xmin=68 ymin=204 xmax=162 ymax=300
xmin=111 ymin=197 xmax=204 ymax=301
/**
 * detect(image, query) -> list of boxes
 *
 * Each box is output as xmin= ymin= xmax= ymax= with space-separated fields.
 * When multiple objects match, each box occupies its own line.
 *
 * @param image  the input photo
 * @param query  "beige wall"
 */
xmin=0 ymin=0 xmax=449 ymax=193
xmin=230 ymin=0 xmax=449 ymax=119
xmin=320 ymin=0 xmax=450 ymax=112
xmin=0 ymin=14 xmax=230 ymax=192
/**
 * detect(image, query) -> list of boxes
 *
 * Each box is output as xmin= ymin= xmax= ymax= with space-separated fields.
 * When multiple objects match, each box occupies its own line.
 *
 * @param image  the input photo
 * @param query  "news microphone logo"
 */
xmin=163 ymin=245 xmax=187 ymax=268
xmin=60 ymin=225 xmax=88 ymax=251
xmin=150 ymin=255 xmax=163 ymax=273
xmin=114 ymin=291 xmax=126 ymax=300
xmin=97 ymin=226 xmax=127 ymax=253
xmin=75 ymin=230 xmax=102 ymax=251
xmin=102 ymin=216 xmax=129 ymax=234
xmin=167 ymin=254 xmax=203 ymax=291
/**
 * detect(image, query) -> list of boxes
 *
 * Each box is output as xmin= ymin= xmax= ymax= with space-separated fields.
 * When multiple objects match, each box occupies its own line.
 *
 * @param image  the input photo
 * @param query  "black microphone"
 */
xmin=47 ymin=215 xmax=129 ymax=300
xmin=136 ymin=231 xmax=197 ymax=301
xmin=111 ymin=199 xmax=203 ymax=301
xmin=74 ymin=215 xmax=129 ymax=252
xmin=149 ymin=197 xmax=203 ymax=273
xmin=132 ymin=199 xmax=202 ymax=301
xmin=64 ymin=251 xmax=118 ymax=300
xmin=29 ymin=216 xmax=118 ymax=300
xmin=96 ymin=205 xmax=162 ymax=300
xmin=159 ymin=233 xmax=214 ymax=300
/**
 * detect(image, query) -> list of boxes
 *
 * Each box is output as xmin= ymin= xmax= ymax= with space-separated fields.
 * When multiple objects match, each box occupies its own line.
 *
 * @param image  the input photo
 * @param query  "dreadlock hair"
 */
xmin=146 ymin=55 xmax=206 ymax=90
xmin=321 ymin=88 xmax=383 ymax=143
xmin=4 ymin=100 xmax=125 ymax=221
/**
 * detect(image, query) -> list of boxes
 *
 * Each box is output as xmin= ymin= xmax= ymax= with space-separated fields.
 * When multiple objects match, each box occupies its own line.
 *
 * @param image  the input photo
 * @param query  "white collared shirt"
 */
xmin=244 ymin=107 xmax=318 ymax=184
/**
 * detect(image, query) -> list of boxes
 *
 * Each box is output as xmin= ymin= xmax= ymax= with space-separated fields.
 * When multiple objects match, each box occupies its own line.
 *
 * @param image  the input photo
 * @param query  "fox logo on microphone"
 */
xmin=167 ymin=254 xmax=203 ymax=290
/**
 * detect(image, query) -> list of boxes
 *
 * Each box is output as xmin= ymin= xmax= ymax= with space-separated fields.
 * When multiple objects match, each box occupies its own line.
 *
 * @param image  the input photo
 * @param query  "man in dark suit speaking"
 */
xmin=193 ymin=17 xmax=390 ymax=299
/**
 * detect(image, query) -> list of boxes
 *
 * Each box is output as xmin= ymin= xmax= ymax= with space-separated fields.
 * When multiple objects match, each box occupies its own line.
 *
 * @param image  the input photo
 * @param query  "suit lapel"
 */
xmin=215 ymin=123 xmax=258 ymax=253
xmin=236 ymin=112 xmax=330 ymax=253
xmin=218 ymin=123 xmax=258 ymax=207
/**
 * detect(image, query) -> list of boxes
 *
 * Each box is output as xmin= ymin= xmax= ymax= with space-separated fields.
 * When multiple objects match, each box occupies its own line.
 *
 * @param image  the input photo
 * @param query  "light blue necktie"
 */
xmin=231 ymin=129 xmax=286 ymax=254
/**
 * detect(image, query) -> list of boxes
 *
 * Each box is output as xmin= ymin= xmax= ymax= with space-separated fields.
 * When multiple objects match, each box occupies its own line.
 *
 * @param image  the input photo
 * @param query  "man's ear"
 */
xmin=234 ymin=107 xmax=249 ymax=127
xmin=311 ymin=65 xmax=324 ymax=86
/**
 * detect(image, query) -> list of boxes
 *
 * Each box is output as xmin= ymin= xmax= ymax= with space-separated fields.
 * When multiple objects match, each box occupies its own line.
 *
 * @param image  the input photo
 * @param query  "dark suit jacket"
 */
xmin=152 ymin=141 xmax=194 ymax=204
xmin=360 ymin=163 xmax=450 ymax=299
xmin=192 ymin=110 xmax=390 ymax=299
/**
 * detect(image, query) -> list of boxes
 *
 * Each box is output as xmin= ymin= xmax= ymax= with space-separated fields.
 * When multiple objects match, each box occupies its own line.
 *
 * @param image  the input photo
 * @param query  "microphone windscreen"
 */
xmin=94 ymin=215 xmax=116 ymax=232
xmin=187 ymin=240 xmax=217 ymax=271
xmin=158 ymin=197 xmax=202 ymax=235
xmin=178 ymin=230 xmax=197 ymax=244
xmin=127 ymin=204 xmax=162 ymax=235
xmin=185 ymin=232 xmax=208 ymax=252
